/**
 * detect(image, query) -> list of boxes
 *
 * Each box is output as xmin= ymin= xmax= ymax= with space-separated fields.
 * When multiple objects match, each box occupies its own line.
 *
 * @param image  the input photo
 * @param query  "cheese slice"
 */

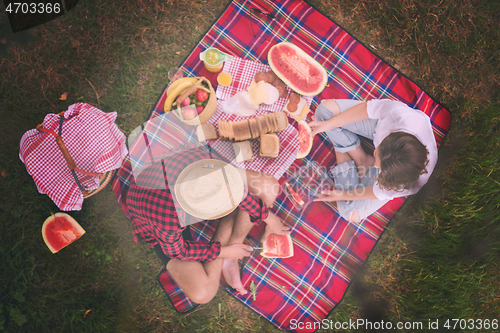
xmin=248 ymin=81 xmax=270 ymax=106
xmin=233 ymin=141 xmax=254 ymax=162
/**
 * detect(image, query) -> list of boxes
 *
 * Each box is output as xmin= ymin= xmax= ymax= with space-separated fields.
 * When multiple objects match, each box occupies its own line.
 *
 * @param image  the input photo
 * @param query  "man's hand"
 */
xmin=263 ymin=212 xmax=291 ymax=240
xmin=309 ymin=101 xmax=369 ymax=137
xmin=315 ymin=186 xmax=376 ymax=202
xmin=219 ymin=243 xmax=253 ymax=260
xmin=314 ymin=189 xmax=344 ymax=202
xmin=308 ymin=115 xmax=335 ymax=137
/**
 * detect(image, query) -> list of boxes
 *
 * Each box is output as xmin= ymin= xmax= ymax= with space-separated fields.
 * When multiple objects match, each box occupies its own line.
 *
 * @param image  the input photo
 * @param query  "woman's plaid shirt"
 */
xmin=126 ymin=149 xmax=268 ymax=262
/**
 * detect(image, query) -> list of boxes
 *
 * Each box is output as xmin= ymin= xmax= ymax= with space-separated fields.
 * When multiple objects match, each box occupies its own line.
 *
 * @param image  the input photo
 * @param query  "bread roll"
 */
xmin=259 ymin=134 xmax=280 ymax=158
xmin=233 ymin=141 xmax=254 ymax=162
xmin=197 ymin=123 xmax=218 ymax=141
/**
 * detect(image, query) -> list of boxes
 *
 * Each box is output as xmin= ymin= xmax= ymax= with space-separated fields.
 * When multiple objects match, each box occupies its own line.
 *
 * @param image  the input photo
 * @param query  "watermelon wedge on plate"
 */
xmin=260 ymin=233 xmax=294 ymax=259
xmin=42 ymin=213 xmax=85 ymax=253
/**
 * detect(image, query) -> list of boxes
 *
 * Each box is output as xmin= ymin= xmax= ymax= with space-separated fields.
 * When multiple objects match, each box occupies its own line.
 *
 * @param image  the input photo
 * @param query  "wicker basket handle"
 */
xmin=35 ymin=114 xmax=100 ymax=195
xmin=55 ymin=135 xmax=76 ymax=170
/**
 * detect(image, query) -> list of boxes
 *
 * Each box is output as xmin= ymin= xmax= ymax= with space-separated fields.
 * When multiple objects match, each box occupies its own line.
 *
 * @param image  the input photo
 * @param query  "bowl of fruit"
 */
xmin=164 ymin=76 xmax=216 ymax=125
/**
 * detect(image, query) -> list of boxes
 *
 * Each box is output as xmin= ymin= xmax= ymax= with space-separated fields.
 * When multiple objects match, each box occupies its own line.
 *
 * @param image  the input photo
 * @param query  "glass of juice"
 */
xmin=217 ymin=72 xmax=233 ymax=86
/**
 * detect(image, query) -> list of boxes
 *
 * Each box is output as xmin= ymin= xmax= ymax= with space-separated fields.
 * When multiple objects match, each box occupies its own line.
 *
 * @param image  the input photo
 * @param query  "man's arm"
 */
xmin=309 ymin=102 xmax=369 ymax=136
xmin=314 ymin=185 xmax=378 ymax=202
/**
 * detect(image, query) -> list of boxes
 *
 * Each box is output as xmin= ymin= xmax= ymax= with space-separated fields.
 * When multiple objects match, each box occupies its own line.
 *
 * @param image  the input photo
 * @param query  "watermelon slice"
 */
xmin=261 ymin=233 xmax=294 ymax=259
xmin=268 ymin=42 xmax=328 ymax=96
xmin=42 ymin=213 xmax=85 ymax=253
xmin=285 ymin=182 xmax=305 ymax=206
xmin=297 ymin=120 xmax=313 ymax=159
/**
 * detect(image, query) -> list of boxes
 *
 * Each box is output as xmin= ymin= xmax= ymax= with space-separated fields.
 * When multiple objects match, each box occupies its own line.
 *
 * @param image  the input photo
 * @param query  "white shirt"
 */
xmin=367 ymin=99 xmax=438 ymax=200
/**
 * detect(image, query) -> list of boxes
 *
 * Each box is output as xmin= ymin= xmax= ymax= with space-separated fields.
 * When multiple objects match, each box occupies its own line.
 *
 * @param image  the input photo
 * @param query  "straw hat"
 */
xmin=174 ymin=159 xmax=245 ymax=220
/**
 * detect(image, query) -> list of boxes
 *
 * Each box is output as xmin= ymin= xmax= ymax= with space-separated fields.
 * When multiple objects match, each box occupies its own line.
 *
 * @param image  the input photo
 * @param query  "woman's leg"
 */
xmin=221 ymin=207 xmax=255 ymax=295
xmin=166 ymin=210 xmax=237 ymax=304
xmin=239 ymin=169 xmax=280 ymax=208
xmin=223 ymin=169 xmax=281 ymax=294
xmin=315 ymin=99 xmax=366 ymax=153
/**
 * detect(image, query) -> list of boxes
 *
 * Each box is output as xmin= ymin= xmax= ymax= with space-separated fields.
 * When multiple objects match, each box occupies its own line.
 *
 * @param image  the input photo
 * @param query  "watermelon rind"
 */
xmin=42 ymin=213 xmax=86 ymax=253
xmin=268 ymin=42 xmax=328 ymax=96
xmin=260 ymin=233 xmax=294 ymax=259
xmin=296 ymin=120 xmax=313 ymax=159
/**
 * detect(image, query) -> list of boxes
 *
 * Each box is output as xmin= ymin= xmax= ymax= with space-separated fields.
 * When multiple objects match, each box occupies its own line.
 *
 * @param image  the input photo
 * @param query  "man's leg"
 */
xmin=346 ymin=145 xmax=375 ymax=182
xmin=317 ymin=99 xmax=377 ymax=181
xmin=165 ymin=209 xmax=237 ymax=304
xmin=321 ymin=100 xmax=376 ymax=182
xmin=335 ymin=150 xmax=352 ymax=165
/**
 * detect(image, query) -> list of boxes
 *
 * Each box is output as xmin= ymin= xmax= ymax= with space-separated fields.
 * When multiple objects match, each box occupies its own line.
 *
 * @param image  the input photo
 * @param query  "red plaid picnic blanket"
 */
xmin=112 ymin=0 xmax=451 ymax=331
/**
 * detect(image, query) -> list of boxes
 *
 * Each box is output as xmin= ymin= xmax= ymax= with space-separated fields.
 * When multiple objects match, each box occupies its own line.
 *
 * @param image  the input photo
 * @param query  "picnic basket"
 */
xmin=174 ymin=76 xmax=217 ymax=125
xmin=35 ymin=111 xmax=114 ymax=198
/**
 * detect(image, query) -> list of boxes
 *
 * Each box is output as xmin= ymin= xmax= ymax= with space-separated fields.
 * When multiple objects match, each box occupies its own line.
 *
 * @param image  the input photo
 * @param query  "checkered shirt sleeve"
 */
xmin=239 ymin=191 xmax=269 ymax=226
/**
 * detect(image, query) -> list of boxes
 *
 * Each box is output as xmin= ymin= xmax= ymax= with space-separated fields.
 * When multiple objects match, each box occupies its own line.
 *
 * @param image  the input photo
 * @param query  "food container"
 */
xmin=173 ymin=76 xmax=217 ymax=125
xmin=199 ymin=47 xmax=234 ymax=73
xmin=282 ymin=160 xmax=334 ymax=211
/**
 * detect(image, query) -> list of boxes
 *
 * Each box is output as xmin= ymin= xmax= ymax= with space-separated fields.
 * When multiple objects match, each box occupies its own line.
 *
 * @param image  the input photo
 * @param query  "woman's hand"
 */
xmin=263 ymin=212 xmax=291 ymax=240
xmin=220 ymin=243 xmax=253 ymax=260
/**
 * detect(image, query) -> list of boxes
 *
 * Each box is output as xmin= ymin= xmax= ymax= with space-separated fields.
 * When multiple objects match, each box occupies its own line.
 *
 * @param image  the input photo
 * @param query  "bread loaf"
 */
xmin=218 ymin=112 xmax=288 ymax=142
xmin=249 ymin=118 xmax=260 ymax=139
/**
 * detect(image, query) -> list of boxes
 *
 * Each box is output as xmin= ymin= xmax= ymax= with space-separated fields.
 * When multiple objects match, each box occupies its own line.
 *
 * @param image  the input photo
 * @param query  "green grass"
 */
xmin=1 ymin=0 xmax=499 ymax=332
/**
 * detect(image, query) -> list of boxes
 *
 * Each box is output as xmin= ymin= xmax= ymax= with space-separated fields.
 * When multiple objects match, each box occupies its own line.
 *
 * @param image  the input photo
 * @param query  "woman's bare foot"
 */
xmin=222 ymin=258 xmax=247 ymax=295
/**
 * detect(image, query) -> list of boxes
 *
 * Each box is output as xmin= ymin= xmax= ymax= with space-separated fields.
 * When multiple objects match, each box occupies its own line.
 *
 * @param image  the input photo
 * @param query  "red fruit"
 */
xmin=268 ymin=42 xmax=327 ymax=96
xmin=261 ymin=233 xmax=294 ymax=258
xmin=196 ymin=105 xmax=205 ymax=115
xmin=195 ymin=89 xmax=208 ymax=102
xmin=285 ymin=183 xmax=305 ymax=206
xmin=181 ymin=97 xmax=191 ymax=107
xmin=296 ymin=120 xmax=313 ymax=159
xmin=42 ymin=213 xmax=85 ymax=253
xmin=181 ymin=107 xmax=197 ymax=120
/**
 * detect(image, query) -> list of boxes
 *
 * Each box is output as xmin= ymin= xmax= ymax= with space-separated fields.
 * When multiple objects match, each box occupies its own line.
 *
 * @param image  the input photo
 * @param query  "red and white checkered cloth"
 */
xmin=210 ymin=57 xmax=311 ymax=179
xmin=19 ymin=103 xmax=128 ymax=211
